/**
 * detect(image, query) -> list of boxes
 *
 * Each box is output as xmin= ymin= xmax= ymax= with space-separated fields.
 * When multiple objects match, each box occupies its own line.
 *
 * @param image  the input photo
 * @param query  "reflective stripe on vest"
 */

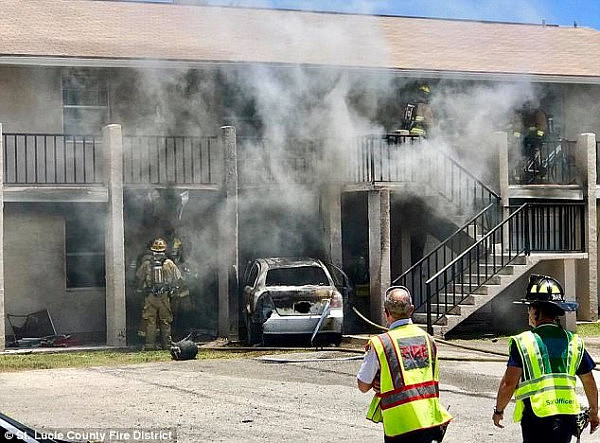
xmin=380 ymin=380 xmax=440 ymax=410
xmin=510 ymin=330 xmax=583 ymax=421
xmin=366 ymin=324 xmax=452 ymax=437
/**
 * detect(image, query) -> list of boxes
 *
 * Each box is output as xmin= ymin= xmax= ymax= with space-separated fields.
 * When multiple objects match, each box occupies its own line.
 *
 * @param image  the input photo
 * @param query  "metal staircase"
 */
xmin=350 ymin=134 xmax=587 ymax=337
xmin=396 ymin=202 xmax=585 ymax=336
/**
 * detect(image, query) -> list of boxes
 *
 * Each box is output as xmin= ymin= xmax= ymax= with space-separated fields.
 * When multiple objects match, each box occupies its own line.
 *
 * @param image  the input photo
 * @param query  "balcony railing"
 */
xmin=123 ymin=135 xmax=217 ymax=185
xmin=509 ymin=139 xmax=577 ymax=185
xmin=352 ymin=134 xmax=498 ymax=212
xmin=237 ymin=137 xmax=318 ymax=186
xmin=350 ymin=134 xmax=422 ymax=183
xmin=3 ymin=133 xmax=101 ymax=185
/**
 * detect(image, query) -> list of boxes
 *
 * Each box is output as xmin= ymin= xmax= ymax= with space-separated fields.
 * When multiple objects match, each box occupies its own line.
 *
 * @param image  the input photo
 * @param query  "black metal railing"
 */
xmin=237 ymin=137 xmax=318 ymax=186
xmin=3 ymin=133 xmax=102 ymax=185
xmin=423 ymin=202 xmax=585 ymax=333
xmin=510 ymin=139 xmax=577 ymax=185
xmin=392 ymin=201 xmax=501 ymax=311
xmin=352 ymin=134 xmax=498 ymax=212
xmin=123 ymin=135 xmax=217 ymax=185
xmin=350 ymin=134 xmax=422 ymax=183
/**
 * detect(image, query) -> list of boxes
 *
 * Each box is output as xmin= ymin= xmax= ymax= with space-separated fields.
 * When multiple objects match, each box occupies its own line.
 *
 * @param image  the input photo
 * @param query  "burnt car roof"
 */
xmin=258 ymin=257 xmax=324 ymax=269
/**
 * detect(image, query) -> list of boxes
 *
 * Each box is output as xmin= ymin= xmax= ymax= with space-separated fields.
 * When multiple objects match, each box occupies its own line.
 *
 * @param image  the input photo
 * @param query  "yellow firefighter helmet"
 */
xmin=150 ymin=238 xmax=167 ymax=252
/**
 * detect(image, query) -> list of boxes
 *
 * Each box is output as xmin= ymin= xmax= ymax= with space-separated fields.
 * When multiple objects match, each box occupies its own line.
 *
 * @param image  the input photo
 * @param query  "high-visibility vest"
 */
xmin=510 ymin=327 xmax=584 ymax=422
xmin=366 ymin=324 xmax=452 ymax=437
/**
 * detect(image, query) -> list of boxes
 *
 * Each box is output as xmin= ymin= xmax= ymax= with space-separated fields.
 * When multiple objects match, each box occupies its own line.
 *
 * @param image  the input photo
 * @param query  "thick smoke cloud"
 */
xmin=116 ymin=4 xmax=558 ymax=335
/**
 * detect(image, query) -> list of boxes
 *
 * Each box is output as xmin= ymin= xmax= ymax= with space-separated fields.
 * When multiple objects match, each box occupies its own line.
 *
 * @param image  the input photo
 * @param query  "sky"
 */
xmin=139 ymin=0 xmax=600 ymax=30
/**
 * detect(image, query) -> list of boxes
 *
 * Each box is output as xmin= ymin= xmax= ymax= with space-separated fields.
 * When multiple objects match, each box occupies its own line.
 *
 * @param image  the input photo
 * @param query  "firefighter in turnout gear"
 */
xmin=518 ymin=102 xmax=548 ymax=183
xmin=136 ymin=237 xmax=183 ymax=350
xmin=164 ymin=226 xmax=184 ymax=265
xmin=404 ymin=83 xmax=434 ymax=137
xmin=493 ymin=274 xmax=599 ymax=442
xmin=357 ymin=286 xmax=452 ymax=442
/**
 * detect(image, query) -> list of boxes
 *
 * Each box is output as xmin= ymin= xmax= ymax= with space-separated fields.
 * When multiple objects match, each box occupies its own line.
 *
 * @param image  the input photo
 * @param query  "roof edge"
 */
xmin=118 ymin=1 xmax=566 ymax=29
xmin=1 ymin=55 xmax=600 ymax=85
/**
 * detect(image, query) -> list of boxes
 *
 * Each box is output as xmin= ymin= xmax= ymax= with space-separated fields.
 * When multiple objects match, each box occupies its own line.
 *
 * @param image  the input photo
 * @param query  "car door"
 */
xmin=242 ymin=261 xmax=260 ymax=315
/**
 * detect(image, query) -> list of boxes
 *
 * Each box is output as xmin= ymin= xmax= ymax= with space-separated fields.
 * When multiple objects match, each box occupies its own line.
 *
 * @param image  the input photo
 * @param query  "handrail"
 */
xmin=422 ymin=202 xmax=585 ymax=334
xmin=354 ymin=134 xmax=499 ymax=220
xmin=442 ymin=154 xmax=499 ymax=200
xmin=393 ymin=202 xmax=497 ymax=283
xmin=425 ymin=203 xmax=528 ymax=285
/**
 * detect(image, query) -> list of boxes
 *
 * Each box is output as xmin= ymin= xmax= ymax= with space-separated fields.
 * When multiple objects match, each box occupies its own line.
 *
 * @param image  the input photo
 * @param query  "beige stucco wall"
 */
xmin=490 ymin=260 xmax=577 ymax=333
xmin=0 ymin=66 xmax=63 ymax=133
xmin=563 ymin=84 xmax=600 ymax=140
xmin=596 ymin=201 xmax=600 ymax=315
xmin=4 ymin=208 xmax=105 ymax=340
xmin=110 ymin=68 xmax=222 ymax=136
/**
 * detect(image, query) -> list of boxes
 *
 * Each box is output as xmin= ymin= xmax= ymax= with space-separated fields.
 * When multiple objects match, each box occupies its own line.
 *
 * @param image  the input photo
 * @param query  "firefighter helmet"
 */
xmin=170 ymin=339 xmax=198 ymax=361
xmin=150 ymin=238 xmax=167 ymax=252
xmin=418 ymin=83 xmax=431 ymax=95
xmin=514 ymin=274 xmax=578 ymax=312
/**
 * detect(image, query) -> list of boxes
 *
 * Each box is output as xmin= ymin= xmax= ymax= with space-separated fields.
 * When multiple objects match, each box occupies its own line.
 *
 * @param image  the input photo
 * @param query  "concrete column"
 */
xmin=322 ymin=185 xmax=343 ymax=267
xmin=495 ymin=131 xmax=510 ymax=246
xmin=0 ymin=124 xmax=4 ymax=351
xmin=576 ymin=133 xmax=598 ymax=321
xmin=368 ymin=189 xmax=391 ymax=326
xmin=103 ymin=124 xmax=127 ymax=346
xmin=561 ymin=259 xmax=577 ymax=331
xmin=218 ymin=126 xmax=239 ymax=340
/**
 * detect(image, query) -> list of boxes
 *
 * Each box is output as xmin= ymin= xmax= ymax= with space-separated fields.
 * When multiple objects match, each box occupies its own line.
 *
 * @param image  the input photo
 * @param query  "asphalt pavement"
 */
xmin=0 ymin=337 xmax=597 ymax=443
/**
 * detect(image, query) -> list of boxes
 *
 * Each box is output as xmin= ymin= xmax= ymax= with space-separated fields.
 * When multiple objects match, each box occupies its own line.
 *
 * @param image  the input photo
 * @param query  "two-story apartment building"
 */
xmin=1 ymin=0 xmax=600 ymax=349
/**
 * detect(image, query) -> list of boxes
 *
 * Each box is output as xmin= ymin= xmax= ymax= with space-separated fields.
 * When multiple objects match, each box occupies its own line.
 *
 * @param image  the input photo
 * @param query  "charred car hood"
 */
xmin=264 ymin=286 xmax=333 ymax=315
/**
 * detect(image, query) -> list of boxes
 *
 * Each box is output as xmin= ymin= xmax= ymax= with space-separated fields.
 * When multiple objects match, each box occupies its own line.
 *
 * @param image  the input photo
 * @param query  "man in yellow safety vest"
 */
xmin=493 ymin=274 xmax=599 ymax=442
xmin=356 ymin=286 xmax=452 ymax=442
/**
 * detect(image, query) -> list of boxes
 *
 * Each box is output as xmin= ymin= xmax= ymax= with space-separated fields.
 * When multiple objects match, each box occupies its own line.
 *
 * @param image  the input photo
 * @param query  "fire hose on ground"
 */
xmin=199 ymin=305 xmax=599 ymax=370
xmin=349 ymin=305 xmax=600 ymax=371
xmin=199 ymin=305 xmax=597 ymax=438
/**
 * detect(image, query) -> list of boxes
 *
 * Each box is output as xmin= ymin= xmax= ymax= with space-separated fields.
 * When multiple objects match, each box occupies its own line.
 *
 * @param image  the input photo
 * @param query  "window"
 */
xmin=62 ymin=71 xmax=109 ymax=134
xmin=66 ymin=204 xmax=106 ymax=288
xmin=265 ymin=266 xmax=329 ymax=286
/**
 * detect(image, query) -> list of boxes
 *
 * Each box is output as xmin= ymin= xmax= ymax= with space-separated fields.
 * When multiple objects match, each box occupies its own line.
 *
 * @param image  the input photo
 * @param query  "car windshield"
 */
xmin=265 ymin=266 xmax=329 ymax=286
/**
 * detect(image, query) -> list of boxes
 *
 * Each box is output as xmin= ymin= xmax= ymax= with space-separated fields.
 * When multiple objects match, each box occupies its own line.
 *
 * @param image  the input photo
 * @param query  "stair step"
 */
xmin=478 ymin=264 xmax=514 ymax=275
xmin=429 ymin=293 xmax=476 ymax=306
xmin=413 ymin=312 xmax=461 ymax=326
xmin=489 ymin=253 xmax=527 ymax=265
xmin=429 ymin=303 xmax=463 ymax=315
xmin=459 ymin=274 xmax=502 ymax=285
xmin=435 ymin=283 xmax=491 ymax=295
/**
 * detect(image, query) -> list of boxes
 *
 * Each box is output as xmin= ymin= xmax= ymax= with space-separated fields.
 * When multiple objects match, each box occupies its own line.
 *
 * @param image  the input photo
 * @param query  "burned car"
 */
xmin=242 ymin=257 xmax=351 ymax=346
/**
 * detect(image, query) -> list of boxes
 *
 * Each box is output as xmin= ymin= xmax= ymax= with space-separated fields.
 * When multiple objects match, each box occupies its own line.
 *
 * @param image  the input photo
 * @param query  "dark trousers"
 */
xmin=384 ymin=426 xmax=444 ymax=443
xmin=521 ymin=413 xmax=576 ymax=443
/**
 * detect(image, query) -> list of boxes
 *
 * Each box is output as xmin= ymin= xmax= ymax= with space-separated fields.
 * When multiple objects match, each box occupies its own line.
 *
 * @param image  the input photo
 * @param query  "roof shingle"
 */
xmin=2 ymin=0 xmax=600 ymax=79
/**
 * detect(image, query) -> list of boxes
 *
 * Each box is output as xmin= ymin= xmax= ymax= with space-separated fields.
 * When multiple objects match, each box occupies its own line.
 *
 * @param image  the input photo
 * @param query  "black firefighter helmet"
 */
xmin=513 ymin=274 xmax=578 ymax=313
xmin=170 ymin=338 xmax=198 ymax=361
